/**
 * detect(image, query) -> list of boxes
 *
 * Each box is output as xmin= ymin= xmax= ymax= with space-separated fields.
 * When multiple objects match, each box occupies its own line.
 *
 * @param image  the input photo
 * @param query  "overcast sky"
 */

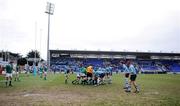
xmin=0 ymin=0 xmax=180 ymax=59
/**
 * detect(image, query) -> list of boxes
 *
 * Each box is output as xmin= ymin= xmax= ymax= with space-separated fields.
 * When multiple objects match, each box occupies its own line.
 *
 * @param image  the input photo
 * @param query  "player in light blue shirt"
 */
xmin=105 ymin=65 xmax=113 ymax=84
xmin=94 ymin=67 xmax=105 ymax=85
xmin=129 ymin=64 xmax=137 ymax=75
xmin=120 ymin=60 xmax=130 ymax=90
xmin=122 ymin=64 xmax=130 ymax=74
xmin=127 ymin=61 xmax=140 ymax=93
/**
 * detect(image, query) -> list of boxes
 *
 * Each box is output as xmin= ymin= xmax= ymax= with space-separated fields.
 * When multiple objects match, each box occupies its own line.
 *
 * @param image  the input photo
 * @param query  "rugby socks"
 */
xmin=97 ymin=78 xmax=100 ymax=85
xmin=135 ymin=85 xmax=140 ymax=92
xmin=65 ymin=79 xmax=67 ymax=84
xmin=9 ymin=80 xmax=12 ymax=86
xmin=44 ymin=77 xmax=46 ymax=80
xmin=125 ymin=85 xmax=131 ymax=92
xmin=124 ymin=78 xmax=129 ymax=88
xmin=109 ymin=76 xmax=112 ymax=84
xmin=128 ymin=84 xmax=131 ymax=91
xmin=40 ymin=74 xmax=42 ymax=78
xmin=17 ymin=77 xmax=20 ymax=81
xmin=5 ymin=80 xmax=8 ymax=87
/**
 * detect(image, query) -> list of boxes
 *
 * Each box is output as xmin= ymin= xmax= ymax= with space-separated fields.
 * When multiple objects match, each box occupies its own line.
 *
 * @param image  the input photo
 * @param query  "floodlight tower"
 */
xmin=45 ymin=2 xmax=55 ymax=68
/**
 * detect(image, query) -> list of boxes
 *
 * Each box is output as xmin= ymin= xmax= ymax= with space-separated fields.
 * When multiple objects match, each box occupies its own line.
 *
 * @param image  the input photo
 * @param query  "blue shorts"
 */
xmin=99 ymin=73 xmax=105 ymax=78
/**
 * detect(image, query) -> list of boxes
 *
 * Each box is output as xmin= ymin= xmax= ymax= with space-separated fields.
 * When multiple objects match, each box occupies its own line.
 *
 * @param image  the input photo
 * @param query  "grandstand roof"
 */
xmin=50 ymin=50 xmax=180 ymax=57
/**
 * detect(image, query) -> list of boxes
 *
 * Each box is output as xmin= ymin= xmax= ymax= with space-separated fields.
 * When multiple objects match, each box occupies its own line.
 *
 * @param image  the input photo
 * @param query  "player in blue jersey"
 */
xmin=105 ymin=65 xmax=113 ymax=84
xmin=93 ymin=69 xmax=99 ymax=85
xmin=64 ymin=66 xmax=70 ymax=84
xmin=127 ymin=60 xmax=140 ymax=93
xmin=33 ymin=64 xmax=37 ymax=76
xmin=120 ymin=60 xmax=130 ymax=90
xmin=94 ymin=68 xmax=105 ymax=86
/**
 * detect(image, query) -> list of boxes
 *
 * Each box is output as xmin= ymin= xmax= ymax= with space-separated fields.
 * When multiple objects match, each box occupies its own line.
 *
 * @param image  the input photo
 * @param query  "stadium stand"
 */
xmin=50 ymin=50 xmax=180 ymax=74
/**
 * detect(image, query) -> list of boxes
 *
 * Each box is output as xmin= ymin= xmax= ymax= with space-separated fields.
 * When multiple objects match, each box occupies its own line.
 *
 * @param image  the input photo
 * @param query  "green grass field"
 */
xmin=0 ymin=73 xmax=180 ymax=106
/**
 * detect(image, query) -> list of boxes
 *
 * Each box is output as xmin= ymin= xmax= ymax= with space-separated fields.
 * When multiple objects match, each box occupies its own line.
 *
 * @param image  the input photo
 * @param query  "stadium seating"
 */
xmin=171 ymin=63 xmax=180 ymax=72
xmin=50 ymin=58 xmax=180 ymax=73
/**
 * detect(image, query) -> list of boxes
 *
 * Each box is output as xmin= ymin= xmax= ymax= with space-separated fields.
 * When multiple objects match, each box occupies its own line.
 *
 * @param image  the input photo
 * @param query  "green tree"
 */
xmin=27 ymin=50 xmax=40 ymax=58
xmin=17 ymin=58 xmax=27 ymax=65
xmin=26 ymin=50 xmax=40 ymax=66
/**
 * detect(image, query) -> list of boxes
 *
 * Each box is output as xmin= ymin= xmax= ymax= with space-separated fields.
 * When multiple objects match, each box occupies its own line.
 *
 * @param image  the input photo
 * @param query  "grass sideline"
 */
xmin=0 ymin=73 xmax=180 ymax=106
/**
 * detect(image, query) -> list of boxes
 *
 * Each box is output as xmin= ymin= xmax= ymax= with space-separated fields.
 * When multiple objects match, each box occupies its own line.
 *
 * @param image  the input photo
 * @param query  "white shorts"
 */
xmin=6 ymin=73 xmax=13 ymax=78
xmin=80 ymin=73 xmax=86 ymax=77
xmin=77 ymin=74 xmax=80 ymax=77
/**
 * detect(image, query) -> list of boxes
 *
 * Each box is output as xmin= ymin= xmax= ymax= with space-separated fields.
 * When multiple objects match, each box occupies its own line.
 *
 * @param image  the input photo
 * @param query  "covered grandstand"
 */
xmin=0 ymin=51 xmax=21 ymax=65
xmin=50 ymin=50 xmax=180 ymax=74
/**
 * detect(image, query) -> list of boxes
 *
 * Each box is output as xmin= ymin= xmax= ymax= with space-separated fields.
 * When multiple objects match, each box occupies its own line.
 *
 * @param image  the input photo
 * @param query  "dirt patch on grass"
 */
xmin=0 ymin=90 xmax=90 ymax=106
xmin=144 ymin=91 xmax=159 ymax=95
